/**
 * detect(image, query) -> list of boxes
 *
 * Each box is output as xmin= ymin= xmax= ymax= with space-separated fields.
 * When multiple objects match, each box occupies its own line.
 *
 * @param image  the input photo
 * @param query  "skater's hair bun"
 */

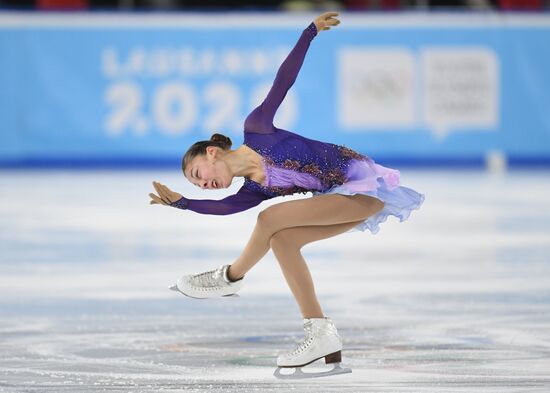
xmin=181 ymin=132 xmax=233 ymax=174
xmin=209 ymin=133 xmax=232 ymax=149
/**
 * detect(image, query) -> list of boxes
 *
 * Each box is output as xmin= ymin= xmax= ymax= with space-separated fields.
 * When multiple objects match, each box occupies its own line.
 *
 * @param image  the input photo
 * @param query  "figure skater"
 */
xmin=149 ymin=12 xmax=425 ymax=379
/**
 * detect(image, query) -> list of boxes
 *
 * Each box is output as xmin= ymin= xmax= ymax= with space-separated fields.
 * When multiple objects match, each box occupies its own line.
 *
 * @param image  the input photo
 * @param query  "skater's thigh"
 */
xmin=258 ymin=193 xmax=383 ymax=232
xmin=270 ymin=220 xmax=364 ymax=250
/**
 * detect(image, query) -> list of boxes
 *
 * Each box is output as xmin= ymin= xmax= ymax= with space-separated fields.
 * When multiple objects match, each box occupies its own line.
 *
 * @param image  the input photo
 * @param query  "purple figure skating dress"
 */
xmin=171 ymin=22 xmax=425 ymax=234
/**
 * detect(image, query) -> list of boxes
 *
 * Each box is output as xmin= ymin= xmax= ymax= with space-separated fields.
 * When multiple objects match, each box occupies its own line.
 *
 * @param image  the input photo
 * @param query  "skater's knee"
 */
xmin=257 ymin=209 xmax=269 ymax=225
xmin=257 ymin=207 xmax=279 ymax=233
xmin=257 ymin=209 xmax=267 ymax=224
xmin=270 ymin=229 xmax=301 ymax=251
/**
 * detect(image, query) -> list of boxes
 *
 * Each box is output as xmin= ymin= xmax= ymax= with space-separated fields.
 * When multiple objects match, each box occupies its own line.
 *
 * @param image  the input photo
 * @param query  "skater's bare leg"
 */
xmin=270 ymin=220 xmax=365 ymax=318
xmin=227 ymin=194 xmax=384 ymax=280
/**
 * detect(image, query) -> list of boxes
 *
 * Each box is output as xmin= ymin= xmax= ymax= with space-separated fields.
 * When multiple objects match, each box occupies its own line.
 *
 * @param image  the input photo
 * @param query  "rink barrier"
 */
xmin=1 ymin=12 xmax=550 ymax=168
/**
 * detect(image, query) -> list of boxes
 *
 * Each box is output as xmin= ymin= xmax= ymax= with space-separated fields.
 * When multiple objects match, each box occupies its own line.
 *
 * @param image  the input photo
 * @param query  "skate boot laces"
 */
xmin=289 ymin=318 xmax=339 ymax=356
xmin=290 ymin=323 xmax=315 ymax=356
xmin=189 ymin=266 xmax=224 ymax=287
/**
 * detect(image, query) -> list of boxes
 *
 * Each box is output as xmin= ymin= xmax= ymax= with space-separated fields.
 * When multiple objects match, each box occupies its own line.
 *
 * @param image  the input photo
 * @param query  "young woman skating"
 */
xmin=149 ymin=12 xmax=425 ymax=379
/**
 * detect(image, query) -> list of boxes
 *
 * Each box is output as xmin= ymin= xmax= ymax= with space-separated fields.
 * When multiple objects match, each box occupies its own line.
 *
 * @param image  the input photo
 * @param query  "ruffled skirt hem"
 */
xmin=312 ymin=158 xmax=425 ymax=234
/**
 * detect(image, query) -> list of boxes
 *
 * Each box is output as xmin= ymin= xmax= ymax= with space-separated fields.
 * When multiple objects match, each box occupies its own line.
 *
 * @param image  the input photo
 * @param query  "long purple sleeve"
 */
xmin=168 ymin=23 xmax=319 ymax=216
xmin=169 ymin=184 xmax=271 ymax=215
xmin=244 ymin=22 xmax=317 ymax=134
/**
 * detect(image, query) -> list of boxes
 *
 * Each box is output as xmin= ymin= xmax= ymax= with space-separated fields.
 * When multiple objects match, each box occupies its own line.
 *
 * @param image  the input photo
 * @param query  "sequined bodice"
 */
xmin=242 ymin=129 xmax=369 ymax=198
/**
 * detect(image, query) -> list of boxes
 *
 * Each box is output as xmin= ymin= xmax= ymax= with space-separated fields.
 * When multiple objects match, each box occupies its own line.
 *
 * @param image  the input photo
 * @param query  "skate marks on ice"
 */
xmin=1 ymin=294 xmax=549 ymax=390
xmin=1 ymin=298 xmax=548 ymax=392
xmin=1 ymin=169 xmax=550 ymax=391
xmin=0 ymin=300 xmax=356 ymax=393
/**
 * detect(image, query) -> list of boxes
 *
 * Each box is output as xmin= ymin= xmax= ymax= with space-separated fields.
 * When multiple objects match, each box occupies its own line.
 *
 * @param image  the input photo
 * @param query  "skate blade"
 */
xmin=168 ymin=284 xmax=240 ymax=298
xmin=273 ymin=362 xmax=352 ymax=380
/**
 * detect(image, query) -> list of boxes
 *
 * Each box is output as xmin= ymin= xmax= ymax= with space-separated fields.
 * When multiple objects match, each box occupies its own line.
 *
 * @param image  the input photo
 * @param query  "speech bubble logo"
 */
xmin=421 ymin=47 xmax=499 ymax=141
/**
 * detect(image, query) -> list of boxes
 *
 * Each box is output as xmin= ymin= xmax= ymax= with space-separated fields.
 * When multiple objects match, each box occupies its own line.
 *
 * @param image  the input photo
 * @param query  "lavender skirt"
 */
xmin=312 ymin=158 xmax=425 ymax=234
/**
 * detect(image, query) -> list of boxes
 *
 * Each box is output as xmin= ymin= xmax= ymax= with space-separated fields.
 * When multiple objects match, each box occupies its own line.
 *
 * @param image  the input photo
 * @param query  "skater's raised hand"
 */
xmin=313 ymin=12 xmax=340 ymax=33
xmin=149 ymin=181 xmax=183 ymax=206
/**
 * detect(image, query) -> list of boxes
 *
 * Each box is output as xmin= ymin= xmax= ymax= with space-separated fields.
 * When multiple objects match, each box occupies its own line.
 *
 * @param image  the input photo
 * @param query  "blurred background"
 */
xmin=2 ymin=0 xmax=550 ymax=11
xmin=1 ymin=3 xmax=550 ymax=169
xmin=0 ymin=3 xmax=549 ymax=393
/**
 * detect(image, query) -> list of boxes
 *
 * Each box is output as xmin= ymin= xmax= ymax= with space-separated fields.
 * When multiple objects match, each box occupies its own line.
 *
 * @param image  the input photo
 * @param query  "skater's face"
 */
xmin=184 ymin=146 xmax=231 ymax=190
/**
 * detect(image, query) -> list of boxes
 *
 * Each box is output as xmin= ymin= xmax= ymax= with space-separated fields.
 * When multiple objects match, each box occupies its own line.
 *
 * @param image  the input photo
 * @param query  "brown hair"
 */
xmin=181 ymin=133 xmax=233 ymax=174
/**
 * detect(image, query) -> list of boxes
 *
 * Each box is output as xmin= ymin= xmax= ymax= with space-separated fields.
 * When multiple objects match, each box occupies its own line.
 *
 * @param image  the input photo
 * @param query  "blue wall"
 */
xmin=1 ymin=12 xmax=549 ymax=168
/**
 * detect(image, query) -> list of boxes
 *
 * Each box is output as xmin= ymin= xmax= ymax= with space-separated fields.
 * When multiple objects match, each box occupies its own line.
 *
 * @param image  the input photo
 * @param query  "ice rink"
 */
xmin=1 ymin=168 xmax=549 ymax=392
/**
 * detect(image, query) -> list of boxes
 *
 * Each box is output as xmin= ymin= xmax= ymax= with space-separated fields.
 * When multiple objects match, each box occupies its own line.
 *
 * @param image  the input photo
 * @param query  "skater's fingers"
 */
xmin=157 ymin=183 xmax=176 ymax=203
xmin=151 ymin=182 xmax=167 ymax=204
xmin=321 ymin=11 xmax=339 ymax=18
xmin=149 ymin=193 xmax=162 ymax=203
xmin=153 ymin=182 xmax=171 ymax=203
xmin=153 ymin=182 xmax=180 ymax=204
xmin=159 ymin=183 xmax=173 ymax=196
xmin=149 ymin=193 xmax=167 ymax=205
xmin=158 ymin=182 xmax=175 ymax=200
xmin=325 ymin=19 xmax=339 ymax=29
xmin=153 ymin=181 xmax=164 ymax=196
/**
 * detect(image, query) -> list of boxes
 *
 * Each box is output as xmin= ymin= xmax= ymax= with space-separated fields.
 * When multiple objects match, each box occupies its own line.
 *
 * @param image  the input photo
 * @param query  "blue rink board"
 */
xmin=1 ymin=13 xmax=550 ymax=167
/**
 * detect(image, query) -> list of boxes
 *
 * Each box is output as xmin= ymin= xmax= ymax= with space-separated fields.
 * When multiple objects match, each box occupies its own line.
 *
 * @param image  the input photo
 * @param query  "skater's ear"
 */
xmin=205 ymin=146 xmax=217 ymax=158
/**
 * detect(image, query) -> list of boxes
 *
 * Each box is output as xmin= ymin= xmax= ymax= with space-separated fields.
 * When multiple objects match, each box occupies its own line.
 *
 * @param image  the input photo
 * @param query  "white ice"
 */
xmin=0 ymin=168 xmax=549 ymax=392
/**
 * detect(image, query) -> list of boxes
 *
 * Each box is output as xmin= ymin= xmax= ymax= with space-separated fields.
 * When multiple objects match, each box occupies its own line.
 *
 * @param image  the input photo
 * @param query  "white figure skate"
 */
xmin=168 ymin=264 xmax=243 ymax=299
xmin=273 ymin=316 xmax=352 ymax=379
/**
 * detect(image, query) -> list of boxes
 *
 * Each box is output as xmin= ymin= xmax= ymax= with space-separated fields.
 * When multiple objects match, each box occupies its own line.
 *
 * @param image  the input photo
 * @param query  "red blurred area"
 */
xmin=36 ymin=0 xmax=88 ymax=9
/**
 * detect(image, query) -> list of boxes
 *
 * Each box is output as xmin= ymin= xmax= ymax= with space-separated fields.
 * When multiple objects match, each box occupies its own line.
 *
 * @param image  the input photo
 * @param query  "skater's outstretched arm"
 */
xmin=149 ymin=181 xmax=270 ymax=215
xmin=244 ymin=12 xmax=340 ymax=135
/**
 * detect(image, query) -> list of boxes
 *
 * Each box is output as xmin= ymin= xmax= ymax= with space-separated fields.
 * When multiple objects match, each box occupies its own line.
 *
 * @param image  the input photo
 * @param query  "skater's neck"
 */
xmin=224 ymin=145 xmax=264 ymax=180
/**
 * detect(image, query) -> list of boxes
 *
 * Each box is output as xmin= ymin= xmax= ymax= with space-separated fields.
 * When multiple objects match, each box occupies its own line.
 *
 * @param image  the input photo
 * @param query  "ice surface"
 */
xmin=0 ymin=169 xmax=549 ymax=392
